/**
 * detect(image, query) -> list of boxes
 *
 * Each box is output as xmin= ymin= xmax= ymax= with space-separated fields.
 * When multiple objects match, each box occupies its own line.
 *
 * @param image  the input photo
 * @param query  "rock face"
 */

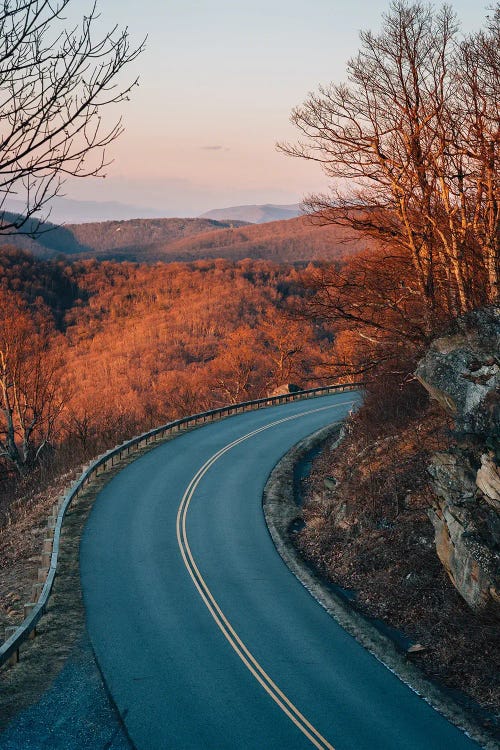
xmin=416 ymin=306 xmax=500 ymax=614
xmin=476 ymin=453 xmax=500 ymax=512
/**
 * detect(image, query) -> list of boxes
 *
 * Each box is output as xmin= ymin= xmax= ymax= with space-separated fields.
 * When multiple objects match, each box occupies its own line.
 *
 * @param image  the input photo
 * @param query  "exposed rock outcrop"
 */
xmin=476 ymin=453 xmax=500 ymax=513
xmin=268 ymin=383 xmax=301 ymax=397
xmin=416 ymin=306 xmax=500 ymax=614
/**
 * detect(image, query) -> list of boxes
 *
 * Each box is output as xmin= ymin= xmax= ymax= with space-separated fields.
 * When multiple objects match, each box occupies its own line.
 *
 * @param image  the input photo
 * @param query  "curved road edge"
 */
xmin=262 ymin=424 xmax=497 ymax=750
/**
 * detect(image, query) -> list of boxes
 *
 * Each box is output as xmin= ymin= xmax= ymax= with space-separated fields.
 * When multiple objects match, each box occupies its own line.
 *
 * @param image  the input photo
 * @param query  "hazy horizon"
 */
xmin=58 ymin=0 xmax=487 ymax=218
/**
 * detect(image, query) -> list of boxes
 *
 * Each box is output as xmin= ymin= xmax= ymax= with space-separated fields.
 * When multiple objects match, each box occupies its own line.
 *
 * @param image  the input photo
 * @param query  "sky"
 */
xmin=63 ymin=0 xmax=487 ymax=217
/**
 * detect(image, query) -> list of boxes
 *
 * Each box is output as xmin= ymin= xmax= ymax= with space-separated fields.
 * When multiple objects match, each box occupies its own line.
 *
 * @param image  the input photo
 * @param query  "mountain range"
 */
xmin=2 ymin=199 xmax=304 ymax=225
xmin=3 ymin=197 xmax=164 ymax=224
xmin=0 ymin=213 xmax=373 ymax=265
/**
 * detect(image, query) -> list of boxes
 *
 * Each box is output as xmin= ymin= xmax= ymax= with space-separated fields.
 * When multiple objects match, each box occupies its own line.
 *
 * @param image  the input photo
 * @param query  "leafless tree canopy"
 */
xmin=0 ymin=0 xmax=144 ymax=233
xmin=279 ymin=1 xmax=500 ymax=316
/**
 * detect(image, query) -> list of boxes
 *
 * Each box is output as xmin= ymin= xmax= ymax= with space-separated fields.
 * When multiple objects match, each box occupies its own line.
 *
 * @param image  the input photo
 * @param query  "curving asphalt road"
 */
xmin=80 ymin=393 xmax=480 ymax=750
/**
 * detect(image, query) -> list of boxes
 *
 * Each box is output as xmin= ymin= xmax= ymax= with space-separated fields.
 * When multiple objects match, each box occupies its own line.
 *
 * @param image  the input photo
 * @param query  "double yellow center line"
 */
xmin=176 ymin=401 xmax=354 ymax=748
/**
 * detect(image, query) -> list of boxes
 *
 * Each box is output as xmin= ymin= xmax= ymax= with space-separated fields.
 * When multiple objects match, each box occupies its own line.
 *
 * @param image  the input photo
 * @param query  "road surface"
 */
xmin=80 ymin=393 xmax=480 ymax=750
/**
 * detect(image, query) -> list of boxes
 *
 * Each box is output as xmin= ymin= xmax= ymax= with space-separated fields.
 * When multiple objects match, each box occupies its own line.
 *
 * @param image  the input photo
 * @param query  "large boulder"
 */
xmin=476 ymin=453 xmax=500 ymax=513
xmin=268 ymin=383 xmax=302 ymax=397
xmin=416 ymin=306 xmax=500 ymax=615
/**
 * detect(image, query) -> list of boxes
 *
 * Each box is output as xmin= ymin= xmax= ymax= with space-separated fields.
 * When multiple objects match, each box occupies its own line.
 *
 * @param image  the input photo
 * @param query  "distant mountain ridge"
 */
xmin=0 ymin=213 xmax=374 ymax=264
xmin=0 ymin=216 xmax=249 ymax=259
xmin=2 ymin=199 xmax=304 ymax=225
xmin=3 ymin=196 xmax=164 ymax=224
xmin=200 ymin=203 xmax=303 ymax=224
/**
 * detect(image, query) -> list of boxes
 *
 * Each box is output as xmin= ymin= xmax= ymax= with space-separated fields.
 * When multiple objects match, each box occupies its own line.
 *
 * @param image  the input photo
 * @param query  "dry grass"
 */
xmin=0 ymin=474 xmax=97 ymax=730
xmin=0 ymin=469 xmax=82 ymax=634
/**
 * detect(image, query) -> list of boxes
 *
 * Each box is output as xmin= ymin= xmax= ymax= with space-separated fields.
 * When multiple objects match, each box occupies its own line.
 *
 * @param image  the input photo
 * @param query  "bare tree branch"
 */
xmin=279 ymin=1 xmax=500 ymax=314
xmin=0 ymin=0 xmax=144 ymax=234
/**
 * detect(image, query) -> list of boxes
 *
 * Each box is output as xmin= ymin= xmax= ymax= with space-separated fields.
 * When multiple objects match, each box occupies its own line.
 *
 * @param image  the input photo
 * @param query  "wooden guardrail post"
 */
xmin=37 ymin=567 xmax=49 ymax=583
xmin=23 ymin=604 xmax=37 ymax=639
xmin=42 ymin=538 xmax=52 ymax=554
xmin=32 ymin=582 xmax=44 ymax=602
xmin=4 ymin=628 xmax=19 ymax=666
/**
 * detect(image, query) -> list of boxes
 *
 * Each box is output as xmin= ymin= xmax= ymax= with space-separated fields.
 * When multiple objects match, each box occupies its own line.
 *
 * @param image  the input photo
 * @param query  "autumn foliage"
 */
xmin=0 ymin=248 xmax=335 ymax=520
xmin=1 ymin=214 xmax=374 ymax=265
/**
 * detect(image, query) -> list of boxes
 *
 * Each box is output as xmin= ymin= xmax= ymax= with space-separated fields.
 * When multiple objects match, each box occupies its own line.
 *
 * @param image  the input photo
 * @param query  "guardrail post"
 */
xmin=32 ymin=582 xmax=44 ymax=601
xmin=23 ymin=603 xmax=35 ymax=618
xmin=42 ymin=538 xmax=52 ymax=554
xmin=23 ymin=603 xmax=37 ymax=639
xmin=4 ymin=627 xmax=19 ymax=666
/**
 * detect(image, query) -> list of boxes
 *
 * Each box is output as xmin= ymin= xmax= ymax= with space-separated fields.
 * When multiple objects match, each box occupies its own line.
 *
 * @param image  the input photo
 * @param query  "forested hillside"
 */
xmin=1 ymin=214 xmax=373 ymax=263
xmin=0 ymin=247 xmax=337 ymax=523
xmin=0 ymin=216 xmax=248 ymax=259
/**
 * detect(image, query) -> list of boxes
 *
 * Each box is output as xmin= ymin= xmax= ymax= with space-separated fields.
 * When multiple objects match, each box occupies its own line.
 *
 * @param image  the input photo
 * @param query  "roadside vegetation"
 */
xmin=298 ymin=386 xmax=499 ymax=715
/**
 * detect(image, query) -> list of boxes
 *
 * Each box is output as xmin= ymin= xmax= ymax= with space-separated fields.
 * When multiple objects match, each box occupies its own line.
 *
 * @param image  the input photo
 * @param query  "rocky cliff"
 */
xmin=416 ymin=306 xmax=500 ymax=615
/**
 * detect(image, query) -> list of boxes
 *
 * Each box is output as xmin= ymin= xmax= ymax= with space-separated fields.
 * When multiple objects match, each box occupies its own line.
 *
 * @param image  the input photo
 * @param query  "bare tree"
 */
xmin=0 ymin=293 xmax=66 ymax=475
xmin=297 ymin=247 xmax=436 ymax=381
xmin=0 ymin=0 xmax=144 ymax=233
xmin=457 ymin=7 xmax=500 ymax=304
xmin=279 ymin=1 xmax=499 ymax=317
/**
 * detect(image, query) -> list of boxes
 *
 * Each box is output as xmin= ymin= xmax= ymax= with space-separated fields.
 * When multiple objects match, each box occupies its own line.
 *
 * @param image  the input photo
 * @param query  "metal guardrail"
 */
xmin=0 ymin=382 xmax=362 ymax=668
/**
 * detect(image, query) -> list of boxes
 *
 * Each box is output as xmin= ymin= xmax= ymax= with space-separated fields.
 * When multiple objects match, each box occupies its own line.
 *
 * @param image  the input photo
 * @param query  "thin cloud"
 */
xmin=200 ymin=145 xmax=229 ymax=151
